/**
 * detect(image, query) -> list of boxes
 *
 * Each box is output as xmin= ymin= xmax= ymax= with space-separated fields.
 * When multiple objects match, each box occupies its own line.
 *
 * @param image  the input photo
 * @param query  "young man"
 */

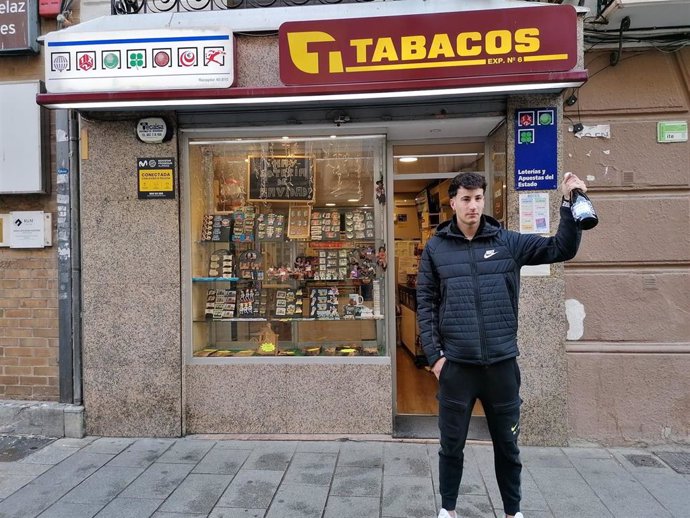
xmin=416 ymin=171 xmax=587 ymax=518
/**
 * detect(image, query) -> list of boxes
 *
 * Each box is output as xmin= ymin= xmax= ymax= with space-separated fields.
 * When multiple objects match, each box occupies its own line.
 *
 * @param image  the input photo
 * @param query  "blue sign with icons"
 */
xmin=514 ymin=108 xmax=558 ymax=191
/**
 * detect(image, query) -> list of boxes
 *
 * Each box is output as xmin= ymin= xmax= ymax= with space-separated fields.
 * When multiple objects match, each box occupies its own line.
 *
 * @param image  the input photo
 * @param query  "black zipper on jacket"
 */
xmin=467 ymin=240 xmax=489 ymax=364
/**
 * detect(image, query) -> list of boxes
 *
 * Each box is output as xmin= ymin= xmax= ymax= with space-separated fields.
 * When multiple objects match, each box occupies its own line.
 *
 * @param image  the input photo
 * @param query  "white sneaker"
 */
xmin=511 ymin=513 xmax=524 ymax=518
xmin=438 ymin=510 xmax=455 ymax=518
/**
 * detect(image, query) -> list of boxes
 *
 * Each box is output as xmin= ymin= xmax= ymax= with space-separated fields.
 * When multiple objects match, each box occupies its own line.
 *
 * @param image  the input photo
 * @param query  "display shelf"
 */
xmin=194 ymin=316 xmax=384 ymax=323
xmin=192 ymin=277 xmax=240 ymax=282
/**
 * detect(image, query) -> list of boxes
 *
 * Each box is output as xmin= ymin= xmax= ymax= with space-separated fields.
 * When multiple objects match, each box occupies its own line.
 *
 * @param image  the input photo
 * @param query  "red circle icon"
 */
xmin=180 ymin=51 xmax=196 ymax=67
xmin=154 ymin=51 xmax=170 ymax=67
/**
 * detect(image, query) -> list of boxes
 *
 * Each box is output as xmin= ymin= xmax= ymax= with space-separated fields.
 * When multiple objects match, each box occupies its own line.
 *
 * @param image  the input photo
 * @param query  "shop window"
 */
xmin=186 ymin=135 xmax=387 ymax=358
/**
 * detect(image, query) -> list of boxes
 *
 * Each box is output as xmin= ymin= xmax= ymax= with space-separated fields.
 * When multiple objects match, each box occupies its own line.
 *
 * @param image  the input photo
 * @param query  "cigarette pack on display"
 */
xmin=237 ymin=288 xmax=267 ymax=318
xmin=207 ymin=249 xmax=233 ymax=278
xmin=309 ymin=287 xmax=340 ymax=319
xmin=232 ymin=207 xmax=256 ymax=242
xmin=274 ymin=288 xmax=303 ymax=318
xmin=201 ymin=214 xmax=232 ymax=242
xmin=396 ymin=256 xmax=419 ymax=284
xmin=206 ymin=288 xmax=237 ymax=320
xmin=256 ymin=212 xmax=286 ymax=240
xmin=310 ymin=209 xmax=340 ymax=241
xmin=287 ymin=205 xmax=311 ymax=240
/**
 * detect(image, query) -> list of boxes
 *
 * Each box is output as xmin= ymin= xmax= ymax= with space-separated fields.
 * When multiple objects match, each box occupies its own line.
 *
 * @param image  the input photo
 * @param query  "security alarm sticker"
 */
xmin=137 ymin=158 xmax=175 ymax=200
xmin=136 ymin=118 xmax=168 ymax=143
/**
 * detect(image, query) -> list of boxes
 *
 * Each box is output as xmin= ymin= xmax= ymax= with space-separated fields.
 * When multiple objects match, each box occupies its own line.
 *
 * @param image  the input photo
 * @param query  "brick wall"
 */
xmin=0 ymin=191 xmax=59 ymax=401
xmin=1 ymin=15 xmax=61 ymax=402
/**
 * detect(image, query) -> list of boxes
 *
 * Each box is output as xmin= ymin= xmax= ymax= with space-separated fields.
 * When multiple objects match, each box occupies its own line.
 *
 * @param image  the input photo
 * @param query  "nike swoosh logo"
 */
xmin=484 ymin=250 xmax=497 ymax=259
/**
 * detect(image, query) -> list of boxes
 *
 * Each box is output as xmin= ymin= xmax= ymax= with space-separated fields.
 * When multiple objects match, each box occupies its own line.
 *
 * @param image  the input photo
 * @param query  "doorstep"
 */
xmin=0 ymin=400 xmax=84 ymax=438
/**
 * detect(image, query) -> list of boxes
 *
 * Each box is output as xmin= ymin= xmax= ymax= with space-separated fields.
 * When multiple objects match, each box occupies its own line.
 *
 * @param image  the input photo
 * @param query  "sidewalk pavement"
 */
xmin=0 ymin=435 xmax=688 ymax=518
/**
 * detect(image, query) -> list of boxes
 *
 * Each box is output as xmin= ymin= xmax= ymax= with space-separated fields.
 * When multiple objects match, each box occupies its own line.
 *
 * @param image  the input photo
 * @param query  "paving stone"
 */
xmin=0 ymin=461 xmax=51 ymax=476
xmin=337 ymin=442 xmax=384 ymax=468
xmin=151 ymin=512 xmax=207 ymax=517
xmin=158 ymin=474 xmax=233 ymax=514
xmin=0 ymin=452 xmax=113 ymax=518
xmin=242 ymin=443 xmax=295 ymax=471
xmin=562 ymin=447 xmax=614 ymax=460
xmin=37 ymin=500 xmax=104 ymax=518
xmin=496 ymin=509 xmax=553 ymax=518
xmin=384 ymin=442 xmax=431 ymax=477
xmin=472 ymin=443 xmax=549 ymax=513
xmin=472 ymin=443 xmax=503 ymax=509
xmin=573 ymin=457 xmax=674 ymax=517
xmin=208 ymin=507 xmax=266 ymax=518
xmin=126 ymin=439 xmax=176 ymax=452
xmin=62 ymin=466 xmax=145 ymax=504
xmin=52 ymin=437 xmax=98 ymax=449
xmin=282 ymin=452 xmax=337 ymax=486
xmin=216 ymin=470 xmax=283 ymax=509
xmin=264 ymin=483 xmax=329 ymax=518
xmin=80 ymin=438 xmax=135 ymax=455
xmin=93 ymin=497 xmax=163 ymax=518
xmin=625 ymin=471 xmax=690 ymax=517
xmin=0 ymin=436 xmax=56 ymax=462
xmin=330 ymin=465 xmax=382 ymax=497
xmin=323 ymin=495 xmax=380 ymax=518
xmin=567 ymin=454 xmax=624 ymax=474
xmin=192 ymin=447 xmax=250 ymax=475
xmin=212 ymin=441 xmax=265 ymax=450
xmin=520 ymin=446 xmax=574 ymax=468
xmin=119 ymin=463 xmax=194 ymax=500
xmin=295 ymin=441 xmax=342 ymax=453
xmin=0 ymin=474 xmax=35 ymax=499
xmin=155 ymin=440 xmax=215 ymax=464
xmin=0 ymin=436 xmax=686 ymax=518
xmin=529 ymin=466 xmax=613 ymax=518
xmin=18 ymin=443 xmax=80 ymax=465
xmin=208 ymin=508 xmax=265 ymax=518
xmin=455 ymin=494 xmax=498 ymax=518
xmin=108 ymin=439 xmax=176 ymax=468
xmin=382 ymin=475 xmax=436 ymax=518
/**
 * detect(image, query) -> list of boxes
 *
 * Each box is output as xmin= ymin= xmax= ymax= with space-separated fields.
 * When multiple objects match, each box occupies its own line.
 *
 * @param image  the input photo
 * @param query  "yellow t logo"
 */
xmin=287 ymin=31 xmax=343 ymax=74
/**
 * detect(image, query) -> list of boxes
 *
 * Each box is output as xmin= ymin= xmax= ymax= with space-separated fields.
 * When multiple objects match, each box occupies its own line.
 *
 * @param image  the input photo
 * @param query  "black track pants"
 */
xmin=437 ymin=357 xmax=522 ymax=515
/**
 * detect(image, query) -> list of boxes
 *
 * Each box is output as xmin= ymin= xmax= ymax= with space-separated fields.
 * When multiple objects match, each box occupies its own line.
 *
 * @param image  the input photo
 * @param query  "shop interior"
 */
xmin=391 ymin=126 xmax=507 ymax=431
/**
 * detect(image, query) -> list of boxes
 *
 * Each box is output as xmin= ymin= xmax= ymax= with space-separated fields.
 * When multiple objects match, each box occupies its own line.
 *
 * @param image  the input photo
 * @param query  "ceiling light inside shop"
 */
xmin=325 ymin=203 xmax=336 ymax=207
xmin=330 ymin=135 xmax=337 ymax=139
xmin=282 ymin=136 xmax=289 ymax=140
xmin=398 ymin=157 xmax=418 ymax=163
xmin=347 ymin=198 xmax=360 ymax=202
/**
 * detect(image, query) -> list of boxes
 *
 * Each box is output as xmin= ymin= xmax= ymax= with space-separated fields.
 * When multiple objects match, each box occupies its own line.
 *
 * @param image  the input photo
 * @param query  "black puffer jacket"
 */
xmin=417 ymin=202 xmax=581 ymax=367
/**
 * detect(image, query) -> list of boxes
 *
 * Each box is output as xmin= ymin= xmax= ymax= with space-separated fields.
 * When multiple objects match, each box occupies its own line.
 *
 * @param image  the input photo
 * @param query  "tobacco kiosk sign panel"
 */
xmin=279 ymin=4 xmax=577 ymax=85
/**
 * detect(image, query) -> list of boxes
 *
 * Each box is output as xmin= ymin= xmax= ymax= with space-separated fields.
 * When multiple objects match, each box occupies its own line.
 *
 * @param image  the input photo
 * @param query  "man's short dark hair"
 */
xmin=448 ymin=172 xmax=487 ymax=198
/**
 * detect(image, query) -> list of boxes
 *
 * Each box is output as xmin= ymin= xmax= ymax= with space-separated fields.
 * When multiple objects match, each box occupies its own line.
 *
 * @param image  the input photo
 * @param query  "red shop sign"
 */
xmin=279 ymin=5 xmax=577 ymax=86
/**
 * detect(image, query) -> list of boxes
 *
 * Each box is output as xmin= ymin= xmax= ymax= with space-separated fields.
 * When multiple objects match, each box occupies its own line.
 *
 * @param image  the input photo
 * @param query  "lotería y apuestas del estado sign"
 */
xmin=279 ymin=4 xmax=577 ymax=86
xmin=0 ymin=0 xmax=39 ymax=55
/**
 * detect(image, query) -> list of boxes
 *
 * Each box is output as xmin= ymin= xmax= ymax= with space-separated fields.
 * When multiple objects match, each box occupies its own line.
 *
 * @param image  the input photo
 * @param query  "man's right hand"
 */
xmin=432 ymin=357 xmax=446 ymax=380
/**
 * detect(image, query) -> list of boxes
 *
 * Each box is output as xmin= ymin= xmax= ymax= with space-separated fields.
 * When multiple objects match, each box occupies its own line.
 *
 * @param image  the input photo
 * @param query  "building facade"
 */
xmin=0 ymin=1 xmax=73 ymax=434
xmin=4 ymin=0 xmax=687 ymax=446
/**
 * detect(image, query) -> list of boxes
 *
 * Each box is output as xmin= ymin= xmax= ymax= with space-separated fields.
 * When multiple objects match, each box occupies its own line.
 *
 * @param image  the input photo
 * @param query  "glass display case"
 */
xmin=186 ymin=135 xmax=387 ymax=358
